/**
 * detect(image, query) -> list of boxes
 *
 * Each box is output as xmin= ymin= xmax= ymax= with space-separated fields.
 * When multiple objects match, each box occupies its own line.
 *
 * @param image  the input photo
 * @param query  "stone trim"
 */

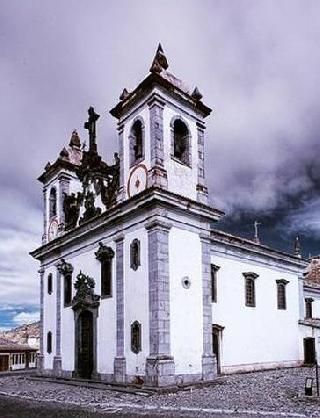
xmin=196 ymin=121 xmax=208 ymax=204
xmin=117 ymin=123 xmax=125 ymax=202
xmin=42 ymin=188 xmax=47 ymax=244
xmin=53 ymin=268 xmax=62 ymax=375
xmin=145 ymin=220 xmax=175 ymax=386
xmin=58 ymin=175 xmax=70 ymax=232
xmin=148 ymin=96 xmax=168 ymax=189
xmin=200 ymin=234 xmax=216 ymax=381
xmin=113 ymin=233 xmax=126 ymax=382
xmin=37 ymin=267 xmax=45 ymax=372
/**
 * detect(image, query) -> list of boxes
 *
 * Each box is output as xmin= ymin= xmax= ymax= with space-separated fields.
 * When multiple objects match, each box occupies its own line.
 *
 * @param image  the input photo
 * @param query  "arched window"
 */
xmin=130 ymin=239 xmax=141 ymax=271
xmin=130 ymin=119 xmax=144 ymax=166
xmin=47 ymin=273 xmax=53 ymax=295
xmin=47 ymin=331 xmax=52 ymax=354
xmin=49 ymin=188 xmax=57 ymax=218
xmin=172 ymin=119 xmax=190 ymax=165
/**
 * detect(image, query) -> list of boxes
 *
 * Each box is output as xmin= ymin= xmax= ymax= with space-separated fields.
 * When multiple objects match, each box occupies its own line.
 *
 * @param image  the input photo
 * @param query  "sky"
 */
xmin=1 ymin=0 xmax=320 ymax=329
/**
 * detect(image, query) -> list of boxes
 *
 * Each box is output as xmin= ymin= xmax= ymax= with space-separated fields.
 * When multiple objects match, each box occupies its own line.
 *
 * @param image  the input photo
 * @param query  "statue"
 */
xmin=79 ymin=191 xmax=101 ymax=225
xmin=72 ymin=271 xmax=100 ymax=310
xmin=63 ymin=192 xmax=83 ymax=230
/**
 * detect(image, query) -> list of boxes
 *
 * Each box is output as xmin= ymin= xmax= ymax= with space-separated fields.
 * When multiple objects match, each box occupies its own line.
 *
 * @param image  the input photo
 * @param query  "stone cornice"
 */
xmin=38 ymin=159 xmax=79 ymax=184
xmin=30 ymin=187 xmax=223 ymax=261
xmin=211 ymin=229 xmax=308 ymax=270
xmin=110 ymin=72 xmax=211 ymax=120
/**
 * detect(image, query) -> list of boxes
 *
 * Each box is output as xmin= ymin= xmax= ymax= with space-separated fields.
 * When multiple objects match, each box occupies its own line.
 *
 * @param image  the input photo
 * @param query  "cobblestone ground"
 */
xmin=0 ymin=367 xmax=320 ymax=417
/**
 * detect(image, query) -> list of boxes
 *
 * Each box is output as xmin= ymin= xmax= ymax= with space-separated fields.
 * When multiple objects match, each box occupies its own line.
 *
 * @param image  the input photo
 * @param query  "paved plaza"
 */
xmin=0 ymin=367 xmax=320 ymax=417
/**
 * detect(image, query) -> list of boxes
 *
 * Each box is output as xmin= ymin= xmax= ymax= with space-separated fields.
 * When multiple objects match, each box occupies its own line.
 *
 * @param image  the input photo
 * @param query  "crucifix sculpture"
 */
xmin=84 ymin=106 xmax=100 ymax=153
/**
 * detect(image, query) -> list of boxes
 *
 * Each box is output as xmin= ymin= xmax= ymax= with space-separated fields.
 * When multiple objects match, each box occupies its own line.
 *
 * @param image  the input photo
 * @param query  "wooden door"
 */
xmin=304 ymin=338 xmax=316 ymax=365
xmin=212 ymin=330 xmax=221 ymax=374
xmin=0 ymin=355 xmax=9 ymax=372
xmin=78 ymin=311 xmax=93 ymax=379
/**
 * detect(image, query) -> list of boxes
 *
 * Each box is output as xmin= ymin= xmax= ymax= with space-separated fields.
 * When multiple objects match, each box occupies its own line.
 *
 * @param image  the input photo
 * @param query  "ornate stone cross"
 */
xmin=84 ymin=106 xmax=100 ymax=153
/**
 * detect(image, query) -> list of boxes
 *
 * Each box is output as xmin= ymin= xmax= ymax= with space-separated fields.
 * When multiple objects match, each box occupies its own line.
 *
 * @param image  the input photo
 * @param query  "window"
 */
xmin=172 ymin=119 xmax=190 ymax=165
xmin=211 ymin=264 xmax=220 ymax=303
xmin=305 ymin=298 xmax=313 ymax=319
xmin=49 ymin=187 xmax=57 ymax=218
xmin=276 ymin=279 xmax=288 ymax=310
xmin=130 ymin=239 xmax=141 ymax=271
xmin=47 ymin=331 xmax=52 ymax=354
xmin=64 ymin=274 xmax=72 ymax=306
xmin=243 ymin=272 xmax=258 ymax=307
xmin=95 ymin=243 xmax=115 ymax=297
xmin=130 ymin=119 xmax=144 ymax=166
xmin=131 ymin=321 xmax=142 ymax=354
xmin=47 ymin=273 xmax=53 ymax=295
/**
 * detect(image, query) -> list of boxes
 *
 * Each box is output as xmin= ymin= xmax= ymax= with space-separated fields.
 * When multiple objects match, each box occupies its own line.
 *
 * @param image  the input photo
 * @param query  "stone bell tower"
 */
xmin=110 ymin=44 xmax=211 ymax=205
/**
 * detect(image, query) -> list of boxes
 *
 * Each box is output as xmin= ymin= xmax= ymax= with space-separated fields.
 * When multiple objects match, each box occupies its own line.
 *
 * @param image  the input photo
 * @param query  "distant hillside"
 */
xmin=0 ymin=321 xmax=40 ymax=348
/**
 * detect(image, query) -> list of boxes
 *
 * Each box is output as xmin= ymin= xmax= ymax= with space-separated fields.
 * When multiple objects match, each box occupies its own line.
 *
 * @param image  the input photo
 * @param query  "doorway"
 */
xmin=0 ymin=355 xmax=9 ymax=372
xmin=212 ymin=324 xmax=224 ymax=374
xmin=77 ymin=310 xmax=94 ymax=379
xmin=304 ymin=337 xmax=316 ymax=365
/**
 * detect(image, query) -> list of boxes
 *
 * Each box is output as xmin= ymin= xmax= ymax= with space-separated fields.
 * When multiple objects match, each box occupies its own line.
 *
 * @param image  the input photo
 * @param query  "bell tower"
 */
xmin=110 ymin=44 xmax=211 ymax=205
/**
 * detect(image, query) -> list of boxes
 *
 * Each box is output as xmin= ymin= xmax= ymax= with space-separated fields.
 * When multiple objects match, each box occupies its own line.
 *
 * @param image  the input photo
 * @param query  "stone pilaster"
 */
xmin=117 ymin=123 xmax=125 ymax=203
xmin=37 ymin=267 xmax=45 ymax=373
xmin=196 ymin=122 xmax=208 ymax=204
xmin=145 ymin=219 xmax=175 ymax=387
xmin=53 ymin=268 xmax=62 ymax=374
xmin=42 ymin=188 xmax=47 ymax=244
xmin=200 ymin=233 xmax=216 ymax=381
xmin=148 ymin=95 xmax=168 ymax=189
xmin=58 ymin=174 xmax=70 ymax=233
xmin=113 ymin=233 xmax=126 ymax=382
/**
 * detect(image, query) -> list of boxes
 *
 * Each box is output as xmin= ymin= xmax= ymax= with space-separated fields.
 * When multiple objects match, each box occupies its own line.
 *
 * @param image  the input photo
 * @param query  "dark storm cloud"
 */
xmin=1 ymin=0 xmax=320 ymax=325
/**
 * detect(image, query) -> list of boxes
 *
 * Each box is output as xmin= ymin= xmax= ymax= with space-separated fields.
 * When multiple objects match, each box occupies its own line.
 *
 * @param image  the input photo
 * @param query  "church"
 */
xmin=31 ymin=45 xmax=312 ymax=387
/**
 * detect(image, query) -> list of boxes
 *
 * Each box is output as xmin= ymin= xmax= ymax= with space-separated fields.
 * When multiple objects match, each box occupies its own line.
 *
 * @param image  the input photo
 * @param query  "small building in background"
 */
xmin=0 ymin=337 xmax=37 ymax=372
xmin=299 ymin=257 xmax=320 ymax=365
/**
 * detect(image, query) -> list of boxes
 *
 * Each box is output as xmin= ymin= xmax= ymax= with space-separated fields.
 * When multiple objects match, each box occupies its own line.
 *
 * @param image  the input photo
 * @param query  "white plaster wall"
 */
xmin=123 ymin=106 xmax=151 ymax=199
xmin=163 ymin=105 xmax=198 ymax=201
xmin=124 ymin=228 xmax=149 ymax=377
xmin=60 ymin=244 xmax=117 ymax=374
xmin=169 ymin=228 xmax=203 ymax=375
xmin=211 ymin=253 xmax=301 ymax=372
xmin=43 ymin=266 xmax=56 ymax=369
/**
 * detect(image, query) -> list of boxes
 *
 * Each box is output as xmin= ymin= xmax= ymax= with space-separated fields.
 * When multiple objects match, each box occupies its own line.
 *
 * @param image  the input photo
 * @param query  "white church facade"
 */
xmin=31 ymin=45 xmax=312 ymax=387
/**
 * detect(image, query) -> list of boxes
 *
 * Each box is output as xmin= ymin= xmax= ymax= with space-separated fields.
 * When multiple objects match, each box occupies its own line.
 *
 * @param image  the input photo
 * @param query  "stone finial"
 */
xmin=59 ymin=147 xmax=69 ymax=160
xmin=191 ymin=87 xmax=203 ymax=101
xmin=253 ymin=221 xmax=261 ymax=244
xmin=294 ymin=236 xmax=302 ymax=258
xmin=119 ymin=88 xmax=129 ymax=101
xmin=150 ymin=43 xmax=169 ymax=73
xmin=69 ymin=129 xmax=81 ymax=148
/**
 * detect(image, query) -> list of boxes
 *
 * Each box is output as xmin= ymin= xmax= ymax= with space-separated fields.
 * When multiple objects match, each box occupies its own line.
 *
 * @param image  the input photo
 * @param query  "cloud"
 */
xmin=1 ymin=0 xmax=320 ymax=319
xmin=13 ymin=311 xmax=40 ymax=325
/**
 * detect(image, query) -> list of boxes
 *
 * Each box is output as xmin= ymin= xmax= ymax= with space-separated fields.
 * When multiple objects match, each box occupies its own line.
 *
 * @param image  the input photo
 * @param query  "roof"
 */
xmin=110 ymin=44 xmax=212 ymax=119
xmin=303 ymin=257 xmax=320 ymax=288
xmin=210 ymin=228 xmax=308 ymax=269
xmin=38 ymin=130 xmax=82 ymax=184
xmin=0 ymin=337 xmax=36 ymax=352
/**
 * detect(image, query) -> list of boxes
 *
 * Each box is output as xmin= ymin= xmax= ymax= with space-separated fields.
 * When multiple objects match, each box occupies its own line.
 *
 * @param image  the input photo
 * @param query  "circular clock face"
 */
xmin=48 ymin=218 xmax=59 ymax=242
xmin=127 ymin=164 xmax=148 ymax=198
